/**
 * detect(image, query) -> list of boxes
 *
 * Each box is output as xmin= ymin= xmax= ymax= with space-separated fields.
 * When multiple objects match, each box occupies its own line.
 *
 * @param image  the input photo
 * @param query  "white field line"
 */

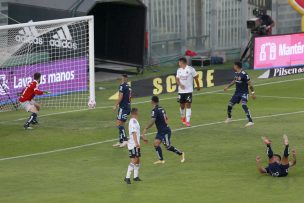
xmin=1 ymin=77 xmax=304 ymax=124
xmin=213 ymin=92 xmax=304 ymax=100
xmin=1 ymin=110 xmax=304 ymax=161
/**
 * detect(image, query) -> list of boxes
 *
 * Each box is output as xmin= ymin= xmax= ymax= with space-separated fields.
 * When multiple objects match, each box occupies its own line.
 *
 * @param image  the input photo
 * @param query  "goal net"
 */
xmin=0 ymin=16 xmax=95 ymax=112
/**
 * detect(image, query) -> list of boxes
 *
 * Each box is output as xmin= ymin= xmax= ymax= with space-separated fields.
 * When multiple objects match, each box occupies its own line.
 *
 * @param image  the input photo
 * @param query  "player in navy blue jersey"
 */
xmin=224 ymin=62 xmax=256 ymax=127
xmin=256 ymin=135 xmax=296 ymax=177
xmin=143 ymin=96 xmax=185 ymax=164
xmin=113 ymin=74 xmax=131 ymax=148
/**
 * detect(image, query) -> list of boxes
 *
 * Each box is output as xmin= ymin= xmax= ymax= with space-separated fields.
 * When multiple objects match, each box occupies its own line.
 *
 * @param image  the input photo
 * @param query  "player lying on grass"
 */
xmin=143 ymin=96 xmax=185 ymax=164
xmin=256 ymin=135 xmax=296 ymax=177
xmin=112 ymin=74 xmax=131 ymax=148
xmin=19 ymin=72 xmax=50 ymax=130
xmin=124 ymin=108 xmax=148 ymax=184
xmin=224 ymin=62 xmax=256 ymax=127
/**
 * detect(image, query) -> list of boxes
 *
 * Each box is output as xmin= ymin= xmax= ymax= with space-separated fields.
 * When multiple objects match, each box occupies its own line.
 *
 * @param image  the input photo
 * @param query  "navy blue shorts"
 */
xmin=230 ymin=93 xmax=248 ymax=105
xmin=155 ymin=129 xmax=172 ymax=146
xmin=117 ymin=107 xmax=130 ymax=122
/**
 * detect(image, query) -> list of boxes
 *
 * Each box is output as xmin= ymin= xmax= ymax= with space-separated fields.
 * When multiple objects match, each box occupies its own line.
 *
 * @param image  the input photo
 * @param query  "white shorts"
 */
xmin=20 ymin=100 xmax=37 ymax=112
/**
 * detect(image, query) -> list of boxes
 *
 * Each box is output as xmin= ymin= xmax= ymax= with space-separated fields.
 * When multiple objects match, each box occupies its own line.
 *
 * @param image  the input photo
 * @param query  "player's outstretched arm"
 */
xmin=141 ymin=134 xmax=148 ymax=144
xmin=194 ymin=75 xmax=201 ymax=91
xmin=247 ymin=81 xmax=256 ymax=100
xmin=289 ymin=149 xmax=297 ymax=167
xmin=143 ymin=118 xmax=156 ymax=135
xmin=256 ymin=156 xmax=267 ymax=174
xmin=224 ymin=80 xmax=236 ymax=91
xmin=34 ymin=88 xmax=44 ymax=95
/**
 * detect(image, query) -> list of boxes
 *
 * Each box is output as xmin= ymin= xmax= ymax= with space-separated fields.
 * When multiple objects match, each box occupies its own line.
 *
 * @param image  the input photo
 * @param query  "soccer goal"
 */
xmin=0 ymin=16 xmax=95 ymax=112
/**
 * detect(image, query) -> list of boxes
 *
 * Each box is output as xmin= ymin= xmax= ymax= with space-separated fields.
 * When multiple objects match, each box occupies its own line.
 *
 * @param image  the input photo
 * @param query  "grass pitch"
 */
xmin=0 ymin=67 xmax=304 ymax=203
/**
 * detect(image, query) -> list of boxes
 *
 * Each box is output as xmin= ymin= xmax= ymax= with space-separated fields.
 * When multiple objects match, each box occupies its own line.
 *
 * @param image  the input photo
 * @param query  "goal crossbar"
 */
xmin=0 ymin=15 xmax=95 ymax=111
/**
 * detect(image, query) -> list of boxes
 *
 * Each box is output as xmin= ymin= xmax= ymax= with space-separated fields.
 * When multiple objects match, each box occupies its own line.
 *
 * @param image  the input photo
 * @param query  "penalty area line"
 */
xmin=1 ymin=110 xmax=304 ymax=162
xmin=213 ymin=92 xmax=304 ymax=100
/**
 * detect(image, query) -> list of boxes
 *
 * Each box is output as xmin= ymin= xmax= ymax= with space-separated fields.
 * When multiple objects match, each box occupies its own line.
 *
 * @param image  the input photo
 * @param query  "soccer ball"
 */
xmin=88 ymin=99 xmax=96 ymax=109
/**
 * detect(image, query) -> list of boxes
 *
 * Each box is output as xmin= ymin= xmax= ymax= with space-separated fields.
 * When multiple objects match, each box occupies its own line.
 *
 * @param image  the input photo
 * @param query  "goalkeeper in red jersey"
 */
xmin=19 ymin=73 xmax=49 ymax=129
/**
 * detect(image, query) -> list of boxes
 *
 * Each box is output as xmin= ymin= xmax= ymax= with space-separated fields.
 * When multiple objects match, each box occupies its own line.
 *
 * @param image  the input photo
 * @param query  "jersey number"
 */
xmin=22 ymin=84 xmax=31 ymax=96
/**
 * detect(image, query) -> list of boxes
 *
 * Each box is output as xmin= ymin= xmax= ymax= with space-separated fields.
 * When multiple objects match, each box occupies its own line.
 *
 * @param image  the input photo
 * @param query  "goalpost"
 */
xmin=0 ymin=16 xmax=95 ymax=112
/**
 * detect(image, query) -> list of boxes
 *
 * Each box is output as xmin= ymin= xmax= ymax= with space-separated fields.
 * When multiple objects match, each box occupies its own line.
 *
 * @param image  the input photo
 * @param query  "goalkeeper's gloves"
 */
xmin=44 ymin=91 xmax=51 ymax=94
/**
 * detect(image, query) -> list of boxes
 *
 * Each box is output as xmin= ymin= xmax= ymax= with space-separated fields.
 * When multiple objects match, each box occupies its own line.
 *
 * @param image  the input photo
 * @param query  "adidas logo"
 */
xmin=15 ymin=23 xmax=43 ymax=45
xmin=49 ymin=25 xmax=77 ymax=50
xmin=18 ymin=26 xmax=39 ymax=37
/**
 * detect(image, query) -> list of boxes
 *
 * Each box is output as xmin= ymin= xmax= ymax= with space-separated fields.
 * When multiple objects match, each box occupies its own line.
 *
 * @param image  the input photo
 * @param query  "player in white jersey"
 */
xmin=124 ymin=108 xmax=148 ymax=184
xmin=176 ymin=57 xmax=200 ymax=127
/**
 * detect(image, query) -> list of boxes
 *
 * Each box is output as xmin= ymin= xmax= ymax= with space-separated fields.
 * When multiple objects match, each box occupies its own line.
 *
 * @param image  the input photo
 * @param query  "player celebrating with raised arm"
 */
xmin=113 ymin=74 xmax=131 ymax=148
xmin=124 ymin=108 xmax=148 ymax=184
xmin=176 ymin=57 xmax=200 ymax=127
xmin=256 ymin=135 xmax=296 ymax=177
xmin=224 ymin=62 xmax=256 ymax=127
xmin=143 ymin=96 xmax=185 ymax=164
xmin=19 ymin=72 xmax=49 ymax=130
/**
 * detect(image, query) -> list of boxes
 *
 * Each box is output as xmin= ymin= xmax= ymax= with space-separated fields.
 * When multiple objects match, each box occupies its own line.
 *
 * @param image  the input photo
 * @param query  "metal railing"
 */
xmin=143 ymin=0 xmax=247 ymax=63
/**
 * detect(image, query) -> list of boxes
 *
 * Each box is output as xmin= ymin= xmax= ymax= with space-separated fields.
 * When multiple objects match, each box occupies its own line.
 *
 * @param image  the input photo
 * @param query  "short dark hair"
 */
xmin=151 ymin=95 xmax=159 ymax=103
xmin=274 ymin=154 xmax=281 ymax=161
xmin=122 ymin=74 xmax=128 ymax=78
xmin=178 ymin=57 xmax=187 ymax=64
xmin=234 ymin=62 xmax=242 ymax=69
xmin=34 ymin=72 xmax=41 ymax=80
xmin=131 ymin=108 xmax=138 ymax=115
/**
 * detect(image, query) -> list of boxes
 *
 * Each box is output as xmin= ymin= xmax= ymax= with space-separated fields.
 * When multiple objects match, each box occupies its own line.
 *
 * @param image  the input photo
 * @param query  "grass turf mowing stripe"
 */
xmin=1 ymin=110 xmax=304 ymax=162
xmin=1 ymin=76 xmax=304 ymax=125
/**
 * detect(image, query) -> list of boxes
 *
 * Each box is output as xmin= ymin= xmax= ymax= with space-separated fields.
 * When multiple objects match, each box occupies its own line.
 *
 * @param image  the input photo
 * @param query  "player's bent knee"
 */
xmin=154 ymin=139 xmax=161 ymax=146
xmin=132 ymin=158 xmax=139 ymax=164
xmin=36 ymin=105 xmax=40 ymax=111
xmin=34 ymin=103 xmax=41 ymax=109
xmin=29 ymin=106 xmax=38 ymax=114
xmin=116 ymin=120 xmax=124 ymax=126
xmin=154 ymin=142 xmax=161 ymax=147
xmin=185 ymin=103 xmax=191 ymax=108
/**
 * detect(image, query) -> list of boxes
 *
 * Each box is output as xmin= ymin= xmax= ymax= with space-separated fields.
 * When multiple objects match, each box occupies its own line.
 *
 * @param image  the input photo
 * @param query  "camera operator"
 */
xmin=258 ymin=8 xmax=275 ymax=35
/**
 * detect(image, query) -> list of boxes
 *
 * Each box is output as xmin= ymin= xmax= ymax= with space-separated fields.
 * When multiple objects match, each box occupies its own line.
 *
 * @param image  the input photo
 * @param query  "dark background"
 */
xmin=8 ymin=0 xmax=146 ymax=68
